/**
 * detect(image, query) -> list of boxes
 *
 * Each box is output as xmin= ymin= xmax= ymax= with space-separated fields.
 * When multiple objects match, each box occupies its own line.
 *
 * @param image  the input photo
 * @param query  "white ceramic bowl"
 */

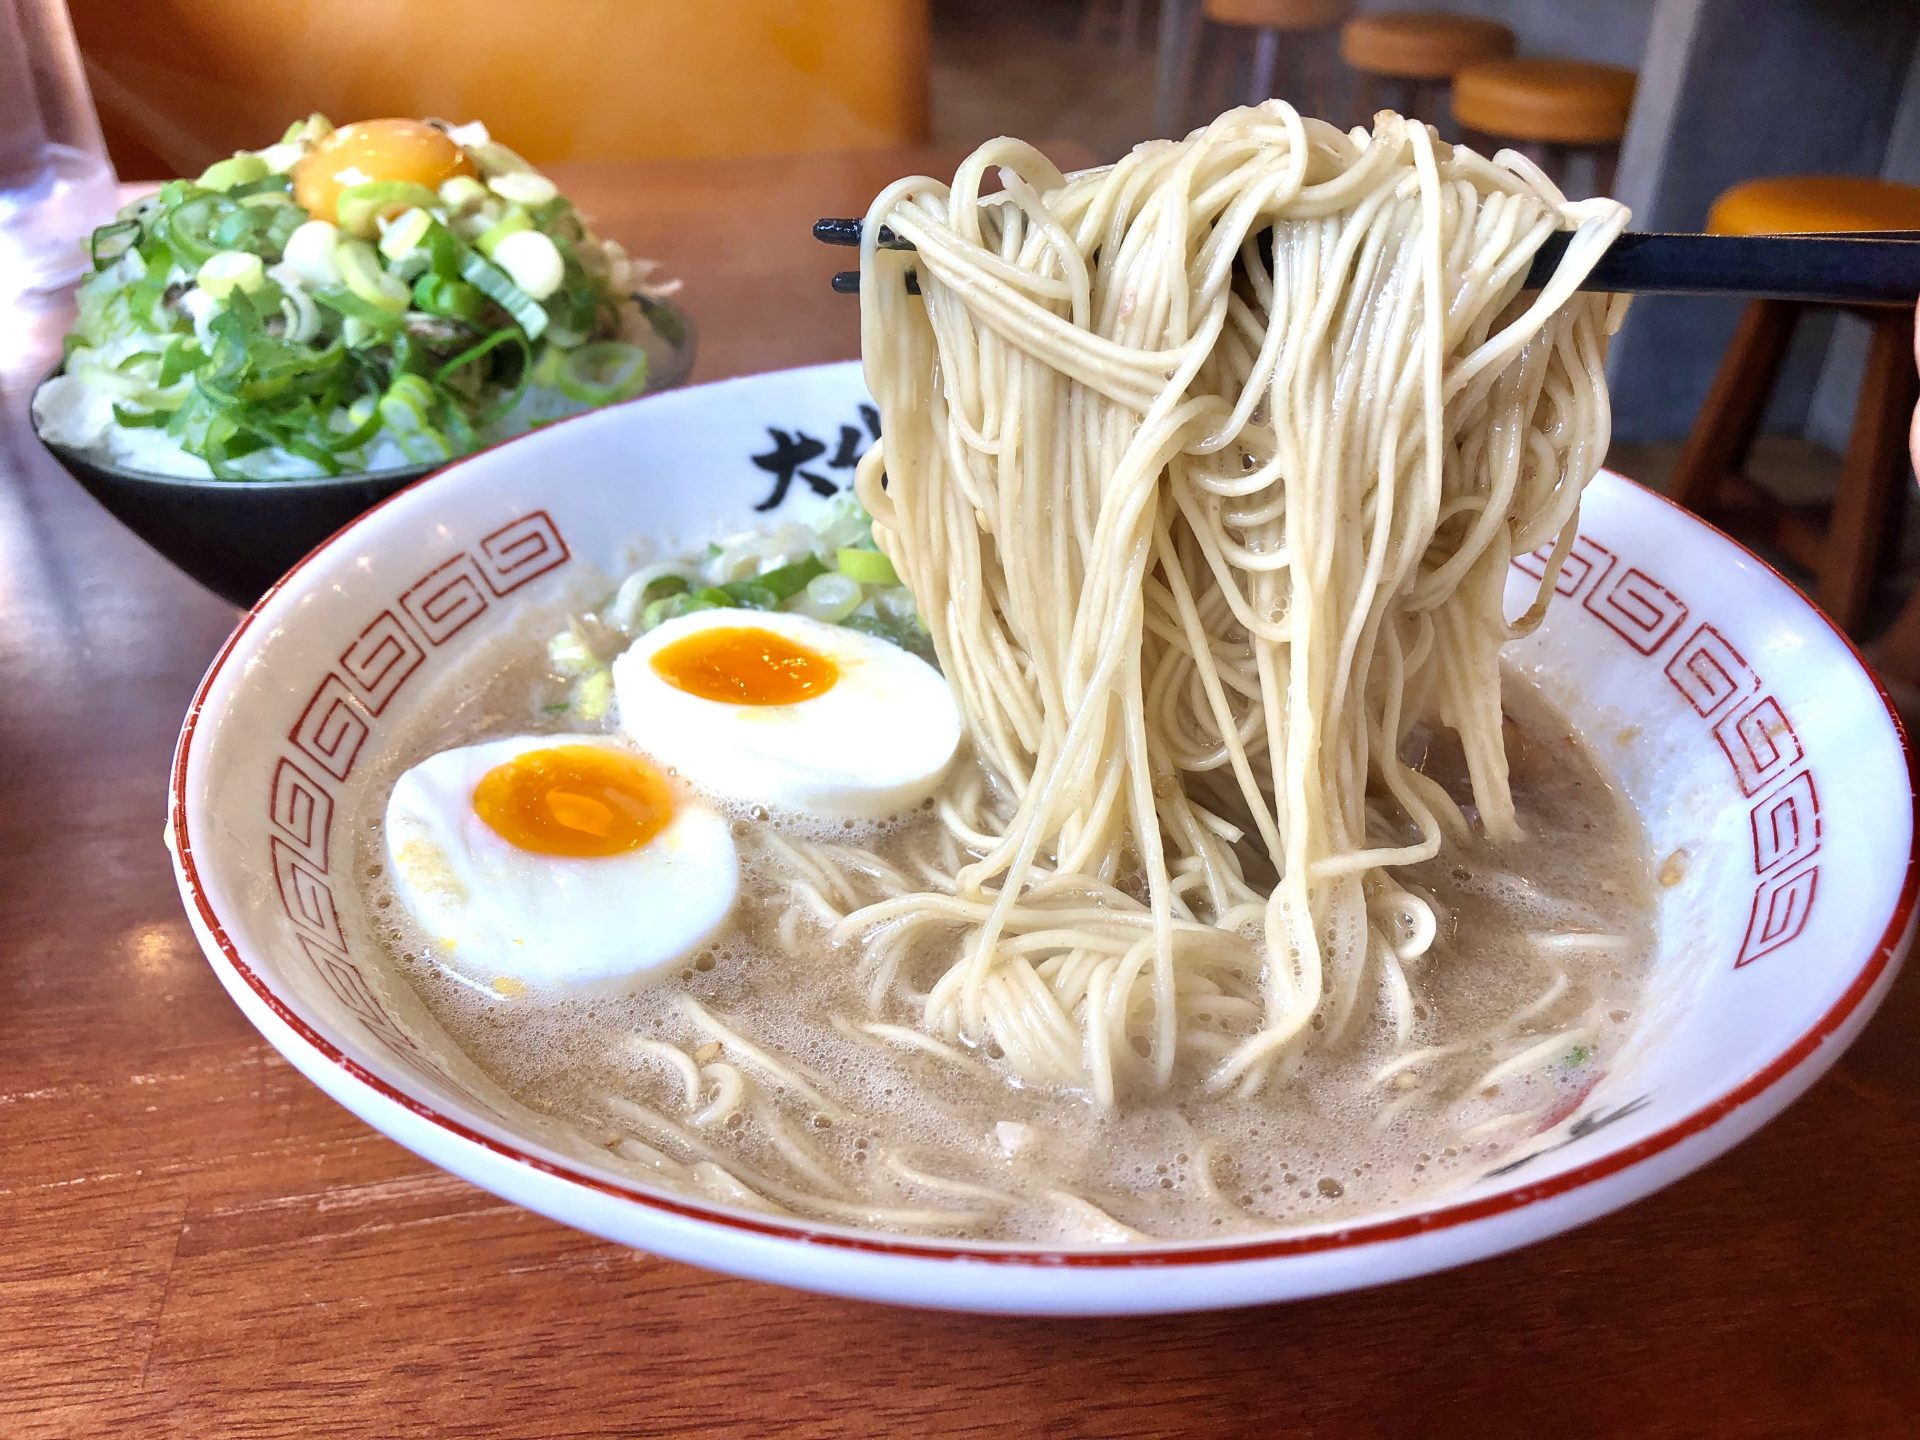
xmin=168 ymin=361 xmax=1917 ymax=1315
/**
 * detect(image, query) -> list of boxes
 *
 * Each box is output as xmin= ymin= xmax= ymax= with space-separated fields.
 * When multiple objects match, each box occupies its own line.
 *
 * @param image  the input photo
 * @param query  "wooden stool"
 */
xmin=1079 ymin=0 xmax=1150 ymax=53
xmin=1452 ymin=57 xmax=1636 ymax=194
xmin=1202 ymin=0 xmax=1350 ymax=112
xmin=1340 ymin=11 xmax=1514 ymax=129
xmin=1668 ymin=176 xmax=1920 ymax=643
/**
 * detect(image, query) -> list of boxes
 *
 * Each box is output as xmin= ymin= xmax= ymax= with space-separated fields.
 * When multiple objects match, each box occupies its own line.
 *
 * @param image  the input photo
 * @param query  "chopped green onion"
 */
xmin=573 ymin=669 xmax=613 ymax=722
xmin=796 ymin=571 xmax=862 ymax=622
xmin=490 ymin=230 xmax=564 ymax=300
xmin=197 ymin=154 xmax=269 ymax=191
xmin=197 ymin=250 xmax=267 ymax=299
xmin=333 ymin=240 xmax=410 ymax=313
xmin=549 ymin=628 xmax=598 ymax=675
xmin=335 ymin=181 xmax=441 ymax=238
xmin=754 ymin=555 xmax=829 ymax=599
xmin=466 ymin=139 xmax=536 ymax=178
xmin=475 ymin=205 xmax=533 ymax=257
xmin=435 ymin=330 xmax=531 ymax=425
xmin=89 ymin=220 xmax=140 ymax=269
xmin=458 ymin=247 xmax=548 ymax=339
xmin=311 ymin=284 xmax=404 ymax=336
xmin=378 ymin=207 xmax=434 ymax=261
xmin=836 ymin=547 xmax=899 ymax=585
xmin=278 ymin=285 xmax=322 ymax=344
xmin=111 ymin=402 xmax=172 ymax=428
xmin=842 ymin=611 xmax=935 ymax=662
xmin=720 ymin=580 xmax=779 ymax=610
xmin=234 ymin=183 xmax=298 ymax=206
xmin=873 ymin=586 xmax=918 ymax=626
xmin=281 ymin=113 xmax=332 ymax=144
xmin=376 ymin=373 xmax=453 ymax=461
xmin=554 ymin=340 xmax=648 ymax=405
xmin=165 ymin=193 xmax=226 ymax=266
xmin=643 ymin=591 xmax=725 ymax=629
xmin=438 ymin=175 xmax=490 ymax=209
xmin=158 ymin=339 xmax=204 ymax=386
xmin=411 ymin=274 xmax=486 ymax=322
xmin=642 ymin=574 xmax=690 ymax=601
xmin=488 ymin=171 xmax=560 ymax=207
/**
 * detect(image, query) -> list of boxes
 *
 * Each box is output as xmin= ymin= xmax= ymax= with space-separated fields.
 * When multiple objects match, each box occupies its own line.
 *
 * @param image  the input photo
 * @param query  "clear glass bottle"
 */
xmin=0 ymin=0 xmax=118 ymax=296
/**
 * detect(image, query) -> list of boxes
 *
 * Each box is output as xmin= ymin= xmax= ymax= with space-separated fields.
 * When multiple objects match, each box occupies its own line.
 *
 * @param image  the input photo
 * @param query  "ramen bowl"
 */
xmin=166 ymin=360 xmax=1916 ymax=1315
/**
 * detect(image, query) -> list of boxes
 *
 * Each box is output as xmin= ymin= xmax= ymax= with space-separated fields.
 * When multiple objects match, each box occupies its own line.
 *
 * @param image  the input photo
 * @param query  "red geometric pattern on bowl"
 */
xmin=269 ymin=757 xmax=334 ymax=868
xmin=289 ymin=674 xmax=372 ymax=782
xmin=262 ymin=508 xmax=570 ymax=1123
xmin=477 ymin=512 xmax=571 ymax=593
xmin=339 ymin=611 xmax=425 ymax=716
xmin=1518 ymin=537 xmax=1820 ymax=969
xmin=400 ymin=555 xmax=493 ymax=646
xmin=1519 ymin=533 xmax=1615 ymax=597
xmin=1582 ymin=565 xmax=1689 ymax=655
xmin=261 ymin=513 xmax=1825 ymax=1137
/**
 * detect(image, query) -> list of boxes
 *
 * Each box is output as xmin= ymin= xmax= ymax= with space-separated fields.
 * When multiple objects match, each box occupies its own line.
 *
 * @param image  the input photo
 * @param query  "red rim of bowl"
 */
xmin=168 ymin=380 xmax=1920 ymax=1269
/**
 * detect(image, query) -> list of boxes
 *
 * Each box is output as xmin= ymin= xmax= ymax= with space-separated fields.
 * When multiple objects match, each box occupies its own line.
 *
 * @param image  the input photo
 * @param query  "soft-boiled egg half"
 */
xmin=612 ymin=609 xmax=963 ymax=821
xmin=384 ymin=734 xmax=738 ymax=991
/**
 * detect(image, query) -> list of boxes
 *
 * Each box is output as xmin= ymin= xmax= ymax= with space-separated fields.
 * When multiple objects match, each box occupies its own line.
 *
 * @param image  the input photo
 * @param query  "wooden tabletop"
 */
xmin=4 ymin=146 xmax=1917 ymax=1440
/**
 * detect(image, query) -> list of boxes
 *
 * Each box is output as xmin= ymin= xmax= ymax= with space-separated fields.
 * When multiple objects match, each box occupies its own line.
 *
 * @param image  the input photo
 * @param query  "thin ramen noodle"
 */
xmin=850 ymin=104 xmax=1629 ymax=1099
xmin=358 ymin=104 xmax=1650 ymax=1242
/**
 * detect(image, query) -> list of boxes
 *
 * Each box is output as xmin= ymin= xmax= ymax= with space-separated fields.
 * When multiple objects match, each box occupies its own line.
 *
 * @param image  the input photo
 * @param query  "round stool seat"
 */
xmin=1452 ymin=59 xmax=1637 ymax=145
xmin=1339 ymin=11 xmax=1513 ymax=81
xmin=1204 ymin=0 xmax=1347 ymax=31
xmin=1708 ymin=175 xmax=1920 ymax=235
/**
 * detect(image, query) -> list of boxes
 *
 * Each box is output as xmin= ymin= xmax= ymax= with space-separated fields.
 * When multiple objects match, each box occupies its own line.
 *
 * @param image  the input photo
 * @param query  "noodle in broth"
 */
xmin=851 ymin=103 xmax=1629 ymax=1100
xmin=356 ymin=105 xmax=1652 ymax=1241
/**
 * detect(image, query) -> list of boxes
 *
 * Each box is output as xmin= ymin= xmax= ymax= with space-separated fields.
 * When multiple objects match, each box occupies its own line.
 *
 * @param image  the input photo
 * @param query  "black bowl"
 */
xmin=35 ymin=441 xmax=435 ymax=608
xmin=32 ymin=295 xmax=697 ymax=609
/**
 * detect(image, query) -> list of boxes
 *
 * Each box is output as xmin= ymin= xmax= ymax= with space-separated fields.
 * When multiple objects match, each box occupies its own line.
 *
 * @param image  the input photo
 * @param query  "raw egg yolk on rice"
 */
xmin=293 ymin=118 xmax=474 ymax=227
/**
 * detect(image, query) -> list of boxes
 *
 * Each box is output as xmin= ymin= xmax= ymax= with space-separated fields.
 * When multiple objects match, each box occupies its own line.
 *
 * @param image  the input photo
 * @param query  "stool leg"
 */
xmin=1817 ymin=310 xmax=1920 ymax=633
xmin=1152 ymin=0 xmax=1203 ymax=136
xmin=1354 ymin=72 xmax=1379 ymax=128
xmin=1078 ymin=0 xmax=1107 ymax=45
xmin=1667 ymin=300 xmax=1798 ymax=516
xmin=1541 ymin=142 xmax=1569 ymax=191
xmin=1412 ymin=80 xmax=1440 ymax=130
xmin=1595 ymin=144 xmax=1619 ymax=198
xmin=1248 ymin=26 xmax=1280 ymax=104
xmin=1870 ymin=587 xmax=1920 ymax=690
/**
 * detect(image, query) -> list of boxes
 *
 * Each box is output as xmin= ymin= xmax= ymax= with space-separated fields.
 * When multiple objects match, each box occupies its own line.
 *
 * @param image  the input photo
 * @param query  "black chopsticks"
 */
xmin=816 ymin=218 xmax=1920 ymax=306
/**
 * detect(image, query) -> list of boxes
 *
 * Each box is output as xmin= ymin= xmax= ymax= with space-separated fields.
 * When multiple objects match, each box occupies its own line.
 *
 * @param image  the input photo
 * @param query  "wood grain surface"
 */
xmin=2 ymin=148 xmax=1916 ymax=1440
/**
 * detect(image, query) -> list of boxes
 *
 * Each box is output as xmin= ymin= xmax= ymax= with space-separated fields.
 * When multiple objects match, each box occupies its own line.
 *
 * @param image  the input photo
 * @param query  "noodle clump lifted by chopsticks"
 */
xmin=847 ymin=103 xmax=1632 ymax=1103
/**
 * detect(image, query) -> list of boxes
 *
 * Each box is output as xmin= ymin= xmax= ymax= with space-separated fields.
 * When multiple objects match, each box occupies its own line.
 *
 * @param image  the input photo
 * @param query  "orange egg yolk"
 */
xmin=472 ymin=745 xmax=673 ymax=858
xmin=292 ymin=118 xmax=474 ymax=227
xmin=650 ymin=626 xmax=840 ymax=706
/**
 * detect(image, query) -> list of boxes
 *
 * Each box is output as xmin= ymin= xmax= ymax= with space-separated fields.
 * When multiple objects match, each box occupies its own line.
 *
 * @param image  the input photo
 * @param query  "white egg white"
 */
xmin=383 ymin=733 xmax=738 ymax=991
xmin=611 ymin=608 xmax=963 ymax=821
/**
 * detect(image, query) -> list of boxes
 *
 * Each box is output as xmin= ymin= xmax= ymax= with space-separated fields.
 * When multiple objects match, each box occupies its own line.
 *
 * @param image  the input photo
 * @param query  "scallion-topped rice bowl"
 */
xmin=35 ymin=115 xmax=680 ymax=481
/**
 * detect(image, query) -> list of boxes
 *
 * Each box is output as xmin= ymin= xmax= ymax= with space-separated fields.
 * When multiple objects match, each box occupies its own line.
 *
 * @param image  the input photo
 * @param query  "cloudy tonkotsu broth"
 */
xmin=354 ymin=104 xmax=1652 ymax=1244
xmin=354 ymin=650 xmax=1653 ymax=1244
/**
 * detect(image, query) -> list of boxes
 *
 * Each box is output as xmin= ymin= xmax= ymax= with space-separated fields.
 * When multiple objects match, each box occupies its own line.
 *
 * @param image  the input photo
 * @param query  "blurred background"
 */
xmin=35 ymin=0 xmax=1920 ymax=644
